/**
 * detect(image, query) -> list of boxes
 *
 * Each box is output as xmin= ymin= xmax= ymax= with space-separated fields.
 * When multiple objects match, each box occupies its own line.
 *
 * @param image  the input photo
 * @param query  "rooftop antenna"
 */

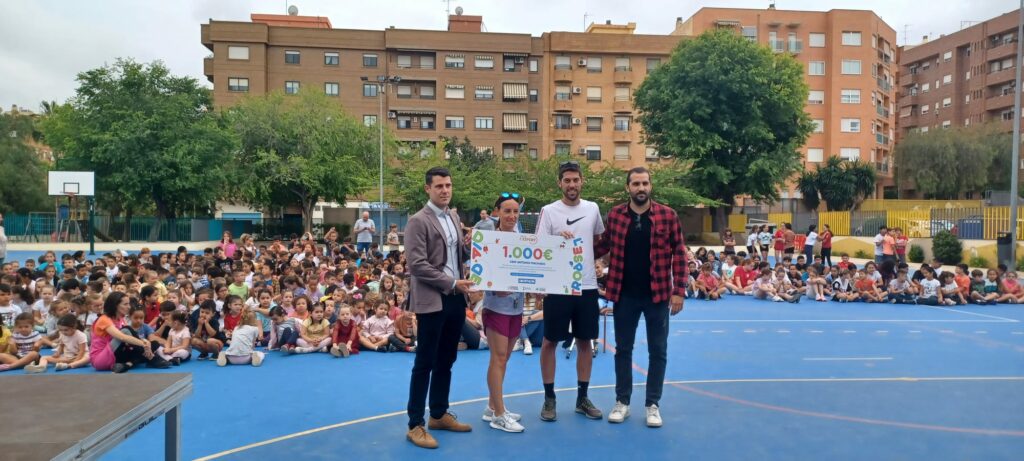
xmin=443 ymin=0 xmax=452 ymax=16
xmin=960 ymin=20 xmax=980 ymax=30
xmin=901 ymin=24 xmax=910 ymax=46
xmin=583 ymin=12 xmax=590 ymax=31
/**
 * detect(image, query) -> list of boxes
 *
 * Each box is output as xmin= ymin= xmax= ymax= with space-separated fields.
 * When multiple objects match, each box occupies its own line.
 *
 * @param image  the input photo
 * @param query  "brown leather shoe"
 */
xmin=428 ymin=412 xmax=473 ymax=432
xmin=406 ymin=425 xmax=438 ymax=449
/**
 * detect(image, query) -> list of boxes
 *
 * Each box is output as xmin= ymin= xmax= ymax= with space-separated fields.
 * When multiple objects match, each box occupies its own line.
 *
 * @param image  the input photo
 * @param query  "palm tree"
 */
xmin=798 ymin=157 xmax=877 ymax=211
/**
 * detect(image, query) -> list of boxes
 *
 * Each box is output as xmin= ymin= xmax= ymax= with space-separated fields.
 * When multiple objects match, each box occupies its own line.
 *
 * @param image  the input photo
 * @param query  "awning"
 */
xmin=502 ymin=113 xmax=528 ymax=131
xmin=475 ymin=85 xmax=494 ymax=90
xmin=503 ymin=82 xmax=528 ymax=100
xmin=503 ymin=52 xmax=530 ymax=58
xmin=446 ymin=53 xmax=465 ymax=58
xmin=475 ymin=55 xmax=494 ymax=60
xmin=446 ymin=84 xmax=465 ymax=89
xmin=392 ymin=108 xmax=436 ymax=116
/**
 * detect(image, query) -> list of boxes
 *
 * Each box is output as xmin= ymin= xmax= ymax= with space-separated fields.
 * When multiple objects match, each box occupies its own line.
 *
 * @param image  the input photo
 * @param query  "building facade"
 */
xmin=896 ymin=9 xmax=1022 ymax=197
xmin=676 ymin=7 xmax=898 ymax=199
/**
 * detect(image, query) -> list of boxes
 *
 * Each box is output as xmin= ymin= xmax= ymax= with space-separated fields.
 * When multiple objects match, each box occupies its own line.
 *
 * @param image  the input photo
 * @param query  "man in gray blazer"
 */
xmin=405 ymin=167 xmax=476 ymax=449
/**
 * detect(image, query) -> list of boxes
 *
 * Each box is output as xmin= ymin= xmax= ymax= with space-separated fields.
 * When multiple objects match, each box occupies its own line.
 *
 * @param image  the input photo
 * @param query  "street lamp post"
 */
xmin=361 ymin=75 xmax=401 ymax=252
xmin=1008 ymin=1 xmax=1024 ymax=263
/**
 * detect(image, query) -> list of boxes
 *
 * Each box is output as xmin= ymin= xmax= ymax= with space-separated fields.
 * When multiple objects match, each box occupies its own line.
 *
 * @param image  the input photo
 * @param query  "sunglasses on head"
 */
xmin=500 ymin=192 xmax=521 ymax=199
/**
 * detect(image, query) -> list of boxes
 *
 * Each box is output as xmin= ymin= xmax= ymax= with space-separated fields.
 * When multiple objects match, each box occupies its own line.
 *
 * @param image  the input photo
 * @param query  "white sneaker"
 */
xmin=55 ymin=363 xmax=69 ymax=371
xmin=216 ymin=351 xmax=227 ymax=366
xmin=646 ymin=404 xmax=663 ymax=428
xmin=523 ymin=341 xmax=533 ymax=355
xmin=330 ymin=345 xmax=341 ymax=357
xmin=608 ymin=402 xmax=630 ymax=423
xmin=483 ymin=407 xmax=522 ymax=422
xmin=772 ymin=295 xmax=784 ymax=302
xmin=512 ymin=339 xmax=524 ymax=352
xmin=251 ymin=351 xmax=264 ymax=367
xmin=944 ymin=299 xmax=956 ymax=306
xmin=24 ymin=363 xmax=46 ymax=374
xmin=489 ymin=411 xmax=525 ymax=433
xmin=295 ymin=347 xmax=314 ymax=354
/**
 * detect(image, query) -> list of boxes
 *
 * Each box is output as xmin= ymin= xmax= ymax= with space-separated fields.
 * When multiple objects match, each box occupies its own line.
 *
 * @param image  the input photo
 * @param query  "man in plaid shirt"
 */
xmin=594 ymin=166 xmax=686 ymax=428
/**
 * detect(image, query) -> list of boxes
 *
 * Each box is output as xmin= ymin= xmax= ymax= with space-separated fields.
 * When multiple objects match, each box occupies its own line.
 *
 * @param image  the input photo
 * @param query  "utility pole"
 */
xmin=1008 ymin=1 xmax=1023 ymax=263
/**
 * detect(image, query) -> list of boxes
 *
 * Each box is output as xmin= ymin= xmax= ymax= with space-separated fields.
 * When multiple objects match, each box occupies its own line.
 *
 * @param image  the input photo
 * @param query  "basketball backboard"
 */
xmin=48 ymin=171 xmax=95 ymax=196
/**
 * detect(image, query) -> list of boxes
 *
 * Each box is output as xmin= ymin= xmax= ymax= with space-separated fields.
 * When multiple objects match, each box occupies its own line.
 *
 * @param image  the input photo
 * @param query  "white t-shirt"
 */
xmin=758 ymin=232 xmax=772 ymax=245
xmin=31 ymin=299 xmax=50 ymax=319
xmin=354 ymin=219 xmax=376 ymax=243
xmin=0 ymin=305 xmax=21 ymax=327
xmin=746 ymin=233 xmax=758 ymax=247
xmin=920 ymin=279 xmax=941 ymax=298
xmin=535 ymin=199 xmax=605 ymax=290
xmin=873 ymin=233 xmax=885 ymax=256
xmin=721 ymin=263 xmax=737 ymax=281
xmin=59 ymin=330 xmax=88 ymax=360
xmin=805 ymin=231 xmax=818 ymax=246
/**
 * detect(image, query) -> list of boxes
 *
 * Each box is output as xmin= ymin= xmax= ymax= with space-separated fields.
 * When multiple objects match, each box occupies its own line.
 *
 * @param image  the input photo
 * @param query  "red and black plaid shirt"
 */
xmin=594 ymin=201 xmax=687 ymax=303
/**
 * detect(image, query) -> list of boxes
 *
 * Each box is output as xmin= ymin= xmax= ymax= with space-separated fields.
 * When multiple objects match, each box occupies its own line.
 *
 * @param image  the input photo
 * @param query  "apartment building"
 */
xmin=896 ymin=9 xmax=1022 ymax=194
xmin=201 ymin=13 xmax=678 ymax=166
xmin=675 ymin=7 xmax=898 ymax=199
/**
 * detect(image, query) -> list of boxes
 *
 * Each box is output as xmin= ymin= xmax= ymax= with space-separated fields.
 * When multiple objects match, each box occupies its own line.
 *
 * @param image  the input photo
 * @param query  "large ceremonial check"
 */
xmin=468 ymin=229 xmax=585 ymax=295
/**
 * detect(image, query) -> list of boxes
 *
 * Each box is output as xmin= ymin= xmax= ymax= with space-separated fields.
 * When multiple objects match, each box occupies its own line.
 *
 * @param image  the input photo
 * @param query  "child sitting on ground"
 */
xmin=887 ymin=270 xmax=916 ymax=304
xmin=190 ymin=300 xmax=224 ymax=360
xmin=389 ymin=311 xmax=417 ymax=353
xmin=970 ymin=269 xmax=998 ymax=305
xmin=854 ymin=270 xmax=884 ymax=303
xmin=217 ymin=310 xmax=264 ymax=367
xmin=917 ymin=266 xmax=942 ymax=305
xmin=268 ymin=306 xmax=301 ymax=352
xmin=940 ymin=272 xmax=967 ymax=305
xmin=293 ymin=303 xmax=331 ymax=354
xmin=695 ymin=264 xmax=726 ymax=300
xmin=26 ymin=314 xmax=89 ymax=372
xmin=360 ymin=302 xmax=394 ymax=352
xmin=1000 ymin=271 xmax=1024 ymax=304
xmin=832 ymin=270 xmax=859 ymax=303
xmin=2 ymin=313 xmax=43 ymax=372
xmin=158 ymin=312 xmax=192 ymax=365
xmin=330 ymin=305 xmax=359 ymax=358
xmin=752 ymin=269 xmax=781 ymax=302
xmin=804 ymin=266 xmax=828 ymax=302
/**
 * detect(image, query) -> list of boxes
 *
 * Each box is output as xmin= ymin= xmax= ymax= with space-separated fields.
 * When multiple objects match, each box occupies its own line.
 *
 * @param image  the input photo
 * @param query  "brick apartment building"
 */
xmin=896 ymin=9 xmax=1023 ymax=197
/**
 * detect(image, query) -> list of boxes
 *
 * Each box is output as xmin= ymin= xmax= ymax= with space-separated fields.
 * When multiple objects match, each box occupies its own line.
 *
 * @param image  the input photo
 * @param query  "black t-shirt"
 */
xmin=621 ymin=207 xmax=652 ymax=298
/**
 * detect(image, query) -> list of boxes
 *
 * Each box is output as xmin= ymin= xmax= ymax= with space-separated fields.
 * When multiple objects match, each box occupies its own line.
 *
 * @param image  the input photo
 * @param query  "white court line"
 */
xmin=911 ymin=305 xmax=1021 ymax=322
xmin=842 ymin=330 xmax=857 ymax=334
xmin=975 ymin=331 xmax=988 ymax=334
xmin=876 ymin=330 xmax=889 ymax=334
xmin=909 ymin=330 xmax=922 ymax=333
xmin=809 ymin=330 xmax=824 ymax=334
xmin=803 ymin=357 xmax=893 ymax=361
xmin=743 ymin=329 xmax=757 ymax=333
xmin=777 ymin=329 xmax=791 ymax=334
xmin=711 ymin=330 xmax=726 ymax=334
xmin=1013 ymin=332 xmax=1024 ymax=335
xmin=671 ymin=319 xmax=1012 ymax=323
xmin=940 ymin=330 xmax=954 ymax=334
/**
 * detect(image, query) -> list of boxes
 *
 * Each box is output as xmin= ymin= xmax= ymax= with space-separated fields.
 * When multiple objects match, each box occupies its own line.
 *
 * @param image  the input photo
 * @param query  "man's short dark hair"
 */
xmin=558 ymin=161 xmax=581 ymax=181
xmin=425 ymin=167 xmax=451 ymax=185
xmin=625 ymin=166 xmax=650 ymax=184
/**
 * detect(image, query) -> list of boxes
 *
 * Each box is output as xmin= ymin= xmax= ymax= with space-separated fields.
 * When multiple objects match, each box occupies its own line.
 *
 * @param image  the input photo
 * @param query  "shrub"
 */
xmin=968 ymin=255 xmax=990 ymax=269
xmin=908 ymin=245 xmax=925 ymax=263
xmin=1016 ymin=258 xmax=1024 ymax=272
xmin=853 ymin=250 xmax=870 ymax=259
xmin=932 ymin=230 xmax=963 ymax=265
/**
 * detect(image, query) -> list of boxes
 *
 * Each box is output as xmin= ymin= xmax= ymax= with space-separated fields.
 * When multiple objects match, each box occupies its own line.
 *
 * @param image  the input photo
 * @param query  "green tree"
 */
xmin=226 ymin=90 xmax=385 ymax=232
xmin=41 ymin=59 xmax=233 ymax=241
xmin=0 ymin=112 xmax=50 ymax=213
xmin=895 ymin=123 xmax=1009 ymax=198
xmin=634 ymin=29 xmax=813 ymax=229
xmin=797 ymin=157 xmax=877 ymax=211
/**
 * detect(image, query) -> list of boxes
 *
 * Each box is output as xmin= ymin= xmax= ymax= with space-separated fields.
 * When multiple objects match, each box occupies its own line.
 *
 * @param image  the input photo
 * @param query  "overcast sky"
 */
xmin=0 ymin=0 xmax=1017 ymax=110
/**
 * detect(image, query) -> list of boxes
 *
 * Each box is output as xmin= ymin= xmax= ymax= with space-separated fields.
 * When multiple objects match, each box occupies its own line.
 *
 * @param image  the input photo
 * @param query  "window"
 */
xmin=942 ymin=120 xmax=951 ymax=129
xmin=741 ymin=26 xmax=757 ymax=42
xmin=555 ymin=142 xmax=572 ymax=156
xmin=1002 ymin=110 xmax=1015 ymax=121
xmin=809 ymin=61 xmax=825 ymax=76
xmin=965 ymin=94 xmax=971 ymax=104
xmin=228 ymin=77 xmax=249 ymax=92
xmin=840 ymin=118 xmax=861 ymax=133
xmin=942 ymin=74 xmax=952 ymax=84
xmin=529 ymin=148 xmax=538 ymax=159
xmin=285 ymin=81 xmax=300 ymax=94
xmin=943 ymin=51 xmax=953 ymax=62
xmin=587 ymin=57 xmax=602 ymax=73
xmin=646 ymin=58 xmax=661 ymax=74
xmin=474 ymin=117 xmax=494 ymax=130
xmin=841 ymin=31 xmax=861 ymax=46
xmin=921 ymin=126 xmax=929 ymax=133
xmin=922 ymin=83 xmax=930 ymax=93
xmin=396 ymin=85 xmax=412 ymax=98
xmin=555 ymin=56 xmax=571 ymax=70
xmin=474 ymin=86 xmax=494 ymax=100
xmin=586 ymin=86 xmax=602 ymax=102
xmin=529 ymin=58 xmax=539 ymax=73
xmin=942 ymin=97 xmax=952 ymax=107
xmin=285 ymin=50 xmax=300 ymax=64
xmin=363 ymin=54 xmax=378 ymax=67
xmin=421 ymin=55 xmax=435 ymax=69
xmin=645 ymin=147 xmax=659 ymax=159
xmin=841 ymin=60 xmax=862 ymax=75
xmin=839 ymin=148 xmax=861 ymax=161
xmin=808 ymin=90 xmax=825 ymax=105
xmin=614 ymin=116 xmax=630 ymax=131
xmin=615 ymin=57 xmax=630 ymax=71
xmin=809 ymin=33 xmax=825 ymax=48
xmin=421 ymin=116 xmax=435 ymax=130
xmin=615 ymin=144 xmax=630 ymax=160
xmin=397 ymin=116 xmax=412 ymax=130
xmin=809 ymin=119 xmax=823 ymax=133
xmin=586 ymin=117 xmax=602 ymax=132
xmin=965 ymin=118 xmax=971 ymax=126
xmin=363 ymin=115 xmax=377 ymax=127
xmin=474 ymin=55 xmax=494 ymax=69
xmin=553 ymin=114 xmax=571 ymax=129
xmin=396 ymin=55 xmax=412 ymax=68
xmin=585 ymin=145 xmax=601 ymax=161
xmin=615 ymin=86 xmax=630 ymax=101
xmin=840 ymin=89 xmax=860 ymax=104
xmin=227 ymin=46 xmax=249 ymax=60
xmin=325 ymin=82 xmax=339 ymax=96
xmin=966 ymin=70 xmax=971 ymax=80
xmin=445 ymin=55 xmax=465 ymax=69
xmin=324 ymin=52 xmax=339 ymax=66
xmin=445 ymin=85 xmax=465 ymax=99
xmin=420 ymin=86 xmax=435 ymax=99
xmin=807 ymin=148 xmax=824 ymax=163
xmin=503 ymin=58 xmax=516 ymax=71
xmin=555 ymin=85 xmax=571 ymax=100
xmin=363 ymin=83 xmax=378 ymax=97
xmin=921 ymin=104 xmax=929 ymax=114
xmin=529 ymin=89 xmax=538 ymax=102
xmin=445 ymin=116 xmax=465 ymax=129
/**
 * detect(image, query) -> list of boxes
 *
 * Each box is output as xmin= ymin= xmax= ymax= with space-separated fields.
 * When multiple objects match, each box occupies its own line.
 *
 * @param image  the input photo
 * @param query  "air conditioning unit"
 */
xmin=577 ymin=58 xmax=588 ymax=67
xmin=387 ymin=111 xmax=397 ymax=119
xmin=572 ymin=87 xmax=582 ymax=94
xmin=514 ymin=57 xmax=525 ymax=64
xmin=571 ymin=117 xmax=582 ymax=125
xmin=578 ymin=147 xmax=587 ymax=154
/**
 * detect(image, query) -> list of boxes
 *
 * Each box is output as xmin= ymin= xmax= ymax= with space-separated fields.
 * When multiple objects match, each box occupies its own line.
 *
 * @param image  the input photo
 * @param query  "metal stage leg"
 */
xmin=165 ymin=404 xmax=180 ymax=461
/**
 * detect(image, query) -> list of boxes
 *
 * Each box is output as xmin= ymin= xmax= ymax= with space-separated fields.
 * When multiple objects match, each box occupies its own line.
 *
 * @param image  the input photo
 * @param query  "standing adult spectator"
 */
xmin=893 ymin=227 xmax=909 ymax=265
xmin=354 ymin=212 xmax=376 ymax=257
xmin=386 ymin=224 xmax=401 ymax=253
xmin=873 ymin=226 xmax=888 ymax=265
xmin=820 ymin=224 xmax=834 ymax=267
xmin=0 ymin=213 xmax=7 ymax=266
xmin=404 ymin=167 xmax=475 ymax=449
xmin=534 ymin=161 xmax=606 ymax=422
xmin=782 ymin=223 xmax=796 ymax=257
xmin=804 ymin=225 xmax=818 ymax=264
xmin=595 ymin=167 xmax=686 ymax=428
xmin=473 ymin=209 xmax=496 ymax=231
xmin=882 ymin=227 xmax=897 ymax=265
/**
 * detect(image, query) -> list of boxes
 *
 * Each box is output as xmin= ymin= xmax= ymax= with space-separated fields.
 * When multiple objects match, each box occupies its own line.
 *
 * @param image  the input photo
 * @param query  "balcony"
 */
xmin=769 ymin=39 xmax=784 ymax=53
xmin=986 ymin=91 xmax=1016 ymax=111
xmin=898 ymin=93 xmax=917 ymax=108
xmin=203 ymin=57 xmax=213 ymax=82
xmin=613 ymin=130 xmax=632 ymax=142
xmin=988 ymin=39 xmax=1019 ymax=60
xmin=554 ymin=68 xmax=573 ymax=82
xmin=788 ymin=39 xmax=803 ymax=54
xmin=875 ymin=161 xmax=891 ymax=175
xmin=988 ymin=66 xmax=1017 ymax=85
xmin=876 ymin=105 xmax=890 ymax=118
xmin=876 ymin=133 xmax=890 ymax=145
xmin=553 ymin=128 xmax=573 ymax=140
xmin=877 ymin=78 xmax=892 ymax=93
xmin=613 ymin=68 xmax=633 ymax=83
xmin=388 ymin=64 xmax=438 ymax=82
xmin=553 ymin=98 xmax=573 ymax=112
xmin=613 ymin=99 xmax=633 ymax=113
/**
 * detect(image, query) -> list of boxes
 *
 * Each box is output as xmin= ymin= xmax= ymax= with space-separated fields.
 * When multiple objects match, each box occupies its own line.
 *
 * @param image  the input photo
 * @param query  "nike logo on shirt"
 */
xmin=566 ymin=217 xmax=584 ymax=225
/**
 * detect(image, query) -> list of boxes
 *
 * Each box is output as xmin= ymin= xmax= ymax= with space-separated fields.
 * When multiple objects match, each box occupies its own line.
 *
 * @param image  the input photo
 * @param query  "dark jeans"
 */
xmin=917 ymin=296 xmax=939 ymax=305
xmin=407 ymin=293 xmax=466 ymax=429
xmin=461 ymin=322 xmax=482 ymax=350
xmin=357 ymin=242 xmax=371 ymax=255
xmin=113 ymin=327 xmax=148 ymax=366
xmin=821 ymin=248 xmax=832 ymax=267
xmin=614 ymin=292 xmax=669 ymax=407
xmin=389 ymin=333 xmax=416 ymax=351
xmin=520 ymin=320 xmax=544 ymax=346
xmin=888 ymin=293 xmax=914 ymax=304
xmin=278 ymin=327 xmax=299 ymax=348
xmin=803 ymin=244 xmax=815 ymax=264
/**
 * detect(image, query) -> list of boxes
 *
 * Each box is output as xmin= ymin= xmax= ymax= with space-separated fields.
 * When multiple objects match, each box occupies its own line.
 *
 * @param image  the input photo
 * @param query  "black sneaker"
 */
xmin=171 ymin=358 xmax=181 ymax=366
xmin=112 ymin=363 xmax=127 ymax=374
xmin=197 ymin=352 xmax=209 ymax=361
xmin=540 ymin=397 xmax=557 ymax=422
xmin=575 ymin=397 xmax=603 ymax=420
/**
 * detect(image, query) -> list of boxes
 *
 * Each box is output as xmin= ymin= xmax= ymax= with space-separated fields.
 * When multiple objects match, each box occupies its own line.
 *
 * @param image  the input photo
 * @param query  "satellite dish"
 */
xmin=455 ymin=6 xmax=463 ymax=15
xmin=287 ymin=5 xmax=299 ymax=15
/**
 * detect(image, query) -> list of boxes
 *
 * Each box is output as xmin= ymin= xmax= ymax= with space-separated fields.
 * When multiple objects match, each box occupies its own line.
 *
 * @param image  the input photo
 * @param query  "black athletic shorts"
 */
xmin=784 ymin=247 xmax=795 ymax=254
xmin=543 ymin=289 xmax=600 ymax=342
xmin=760 ymin=244 xmax=769 ymax=254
